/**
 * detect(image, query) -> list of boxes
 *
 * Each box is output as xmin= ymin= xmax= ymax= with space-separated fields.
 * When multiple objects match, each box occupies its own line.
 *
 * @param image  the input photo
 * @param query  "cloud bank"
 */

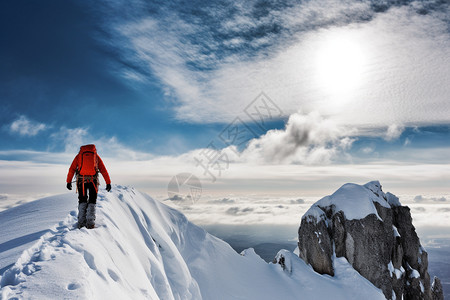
xmin=414 ymin=195 xmax=447 ymax=203
xmin=2 ymin=111 xmax=450 ymax=203
xmin=96 ymin=0 xmax=450 ymax=131
xmin=164 ymin=191 xmax=450 ymax=234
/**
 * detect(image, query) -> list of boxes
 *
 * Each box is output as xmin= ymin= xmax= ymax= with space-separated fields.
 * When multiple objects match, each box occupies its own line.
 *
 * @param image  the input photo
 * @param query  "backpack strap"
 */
xmin=77 ymin=174 xmax=99 ymax=196
xmin=95 ymin=153 xmax=99 ymax=174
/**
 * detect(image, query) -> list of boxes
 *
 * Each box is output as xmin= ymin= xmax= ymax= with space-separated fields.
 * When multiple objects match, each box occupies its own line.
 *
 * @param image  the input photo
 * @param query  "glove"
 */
xmin=106 ymin=184 xmax=111 ymax=192
xmin=66 ymin=182 xmax=72 ymax=190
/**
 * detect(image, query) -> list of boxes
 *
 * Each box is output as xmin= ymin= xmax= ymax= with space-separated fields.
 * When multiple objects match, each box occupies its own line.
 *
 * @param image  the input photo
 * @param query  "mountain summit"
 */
xmin=0 ymin=183 xmax=443 ymax=299
xmin=298 ymin=181 xmax=444 ymax=300
xmin=1 ymin=185 xmax=389 ymax=299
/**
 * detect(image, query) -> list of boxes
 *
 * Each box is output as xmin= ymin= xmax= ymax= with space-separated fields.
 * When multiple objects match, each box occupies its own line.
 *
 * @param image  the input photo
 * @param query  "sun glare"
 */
xmin=315 ymin=35 xmax=366 ymax=98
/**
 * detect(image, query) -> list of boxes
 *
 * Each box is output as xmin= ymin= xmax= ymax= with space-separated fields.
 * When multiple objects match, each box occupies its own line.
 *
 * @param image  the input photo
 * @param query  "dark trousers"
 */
xmin=77 ymin=180 xmax=98 ymax=204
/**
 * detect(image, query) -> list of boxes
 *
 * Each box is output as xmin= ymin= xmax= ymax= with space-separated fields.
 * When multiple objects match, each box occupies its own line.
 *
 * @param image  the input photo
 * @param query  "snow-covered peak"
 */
xmin=0 ymin=186 xmax=386 ymax=299
xmin=298 ymin=181 xmax=440 ymax=300
xmin=363 ymin=180 xmax=383 ymax=195
xmin=303 ymin=204 xmax=328 ymax=223
xmin=303 ymin=181 xmax=396 ymax=222
xmin=386 ymin=192 xmax=401 ymax=207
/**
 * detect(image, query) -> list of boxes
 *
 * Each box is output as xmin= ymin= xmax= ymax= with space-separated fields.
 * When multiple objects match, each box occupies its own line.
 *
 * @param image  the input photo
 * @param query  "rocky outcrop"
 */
xmin=432 ymin=277 xmax=444 ymax=300
xmin=297 ymin=207 xmax=334 ymax=275
xmin=297 ymin=181 xmax=443 ymax=300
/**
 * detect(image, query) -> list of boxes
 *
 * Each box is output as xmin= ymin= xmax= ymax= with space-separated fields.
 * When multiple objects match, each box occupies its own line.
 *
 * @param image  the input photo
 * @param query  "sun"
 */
xmin=315 ymin=34 xmax=366 ymax=98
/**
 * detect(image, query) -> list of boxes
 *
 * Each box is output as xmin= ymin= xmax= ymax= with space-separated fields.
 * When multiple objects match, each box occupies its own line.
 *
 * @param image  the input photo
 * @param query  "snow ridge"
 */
xmin=1 ymin=186 xmax=386 ymax=300
xmin=1 ymin=186 xmax=201 ymax=299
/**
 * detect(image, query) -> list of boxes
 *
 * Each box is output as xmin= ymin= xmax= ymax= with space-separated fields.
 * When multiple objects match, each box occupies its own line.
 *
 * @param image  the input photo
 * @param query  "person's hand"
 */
xmin=106 ymin=184 xmax=111 ymax=192
xmin=66 ymin=182 xmax=72 ymax=190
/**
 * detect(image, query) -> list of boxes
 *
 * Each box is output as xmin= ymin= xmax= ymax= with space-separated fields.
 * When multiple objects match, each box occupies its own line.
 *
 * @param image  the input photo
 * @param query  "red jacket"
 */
xmin=66 ymin=153 xmax=111 ymax=184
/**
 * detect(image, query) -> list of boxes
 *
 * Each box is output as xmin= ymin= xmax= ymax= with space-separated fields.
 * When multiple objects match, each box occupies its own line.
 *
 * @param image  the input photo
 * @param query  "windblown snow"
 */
xmin=0 ymin=186 xmax=386 ymax=299
xmin=304 ymin=180 xmax=391 ymax=222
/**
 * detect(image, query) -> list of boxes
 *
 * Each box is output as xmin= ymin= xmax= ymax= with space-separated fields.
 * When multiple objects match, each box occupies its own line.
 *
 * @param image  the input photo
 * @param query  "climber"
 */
xmin=66 ymin=144 xmax=111 ymax=229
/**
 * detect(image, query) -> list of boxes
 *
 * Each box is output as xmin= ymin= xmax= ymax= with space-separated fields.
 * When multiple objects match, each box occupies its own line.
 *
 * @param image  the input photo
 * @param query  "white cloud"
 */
xmin=103 ymin=1 xmax=450 ymax=136
xmin=3 ymin=113 xmax=450 ymax=203
xmin=226 ymin=206 xmax=254 ymax=216
xmin=204 ymin=8 xmax=450 ymax=127
xmin=3 ymin=144 xmax=450 ymax=227
xmin=2 ymin=146 xmax=450 ymax=214
xmin=9 ymin=115 xmax=47 ymax=137
xmin=414 ymin=195 xmax=425 ymax=202
xmin=238 ymin=112 xmax=354 ymax=164
xmin=435 ymin=197 xmax=447 ymax=202
xmin=49 ymin=126 xmax=152 ymax=161
xmin=414 ymin=195 xmax=447 ymax=203
xmin=207 ymin=198 xmax=236 ymax=204
xmin=164 ymin=189 xmax=450 ymax=229
xmin=361 ymin=146 xmax=375 ymax=154
xmin=407 ymin=203 xmax=450 ymax=235
xmin=290 ymin=199 xmax=305 ymax=204
xmin=384 ymin=124 xmax=405 ymax=141
xmin=115 ymin=17 xmax=204 ymax=109
xmin=380 ymin=146 xmax=450 ymax=164
xmin=50 ymin=127 xmax=90 ymax=153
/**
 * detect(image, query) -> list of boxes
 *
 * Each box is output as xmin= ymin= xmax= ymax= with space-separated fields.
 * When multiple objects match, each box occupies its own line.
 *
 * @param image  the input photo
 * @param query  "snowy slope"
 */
xmin=0 ymin=194 xmax=75 ymax=276
xmin=0 ymin=186 xmax=386 ymax=299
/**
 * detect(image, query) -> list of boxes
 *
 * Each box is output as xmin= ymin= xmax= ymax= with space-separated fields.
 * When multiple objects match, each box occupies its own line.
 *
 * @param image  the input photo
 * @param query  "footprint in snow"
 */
xmin=107 ymin=269 xmax=120 ymax=282
xmin=67 ymin=282 xmax=81 ymax=290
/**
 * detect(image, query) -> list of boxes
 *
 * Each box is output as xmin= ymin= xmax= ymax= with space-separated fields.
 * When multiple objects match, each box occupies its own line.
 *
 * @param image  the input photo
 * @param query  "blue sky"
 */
xmin=0 ymin=0 xmax=238 ymax=155
xmin=1 ymin=0 xmax=450 ymax=203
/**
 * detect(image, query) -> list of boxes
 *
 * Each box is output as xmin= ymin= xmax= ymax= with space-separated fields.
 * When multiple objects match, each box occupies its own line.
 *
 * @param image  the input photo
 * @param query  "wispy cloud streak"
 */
xmin=94 ymin=0 xmax=450 ymax=132
xmin=8 ymin=116 xmax=47 ymax=137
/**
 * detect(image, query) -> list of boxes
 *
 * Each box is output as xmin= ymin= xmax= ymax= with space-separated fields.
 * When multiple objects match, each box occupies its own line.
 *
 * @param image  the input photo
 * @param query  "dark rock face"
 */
xmin=297 ymin=181 xmax=443 ymax=300
xmin=432 ymin=277 xmax=444 ymax=300
xmin=298 ymin=209 xmax=334 ymax=276
xmin=344 ymin=213 xmax=393 ymax=297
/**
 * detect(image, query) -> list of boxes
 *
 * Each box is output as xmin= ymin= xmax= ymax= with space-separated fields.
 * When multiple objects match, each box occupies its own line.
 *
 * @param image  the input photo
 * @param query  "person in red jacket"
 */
xmin=66 ymin=144 xmax=111 ymax=229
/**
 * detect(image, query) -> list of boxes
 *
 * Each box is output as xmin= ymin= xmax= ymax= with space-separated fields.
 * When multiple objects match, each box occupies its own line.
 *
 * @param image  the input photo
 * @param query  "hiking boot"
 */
xmin=78 ymin=202 xmax=88 ymax=228
xmin=86 ymin=203 xmax=96 ymax=229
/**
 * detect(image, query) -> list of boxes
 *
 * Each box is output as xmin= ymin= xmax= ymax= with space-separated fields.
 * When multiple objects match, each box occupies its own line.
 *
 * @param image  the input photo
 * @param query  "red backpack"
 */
xmin=78 ymin=144 xmax=98 ymax=176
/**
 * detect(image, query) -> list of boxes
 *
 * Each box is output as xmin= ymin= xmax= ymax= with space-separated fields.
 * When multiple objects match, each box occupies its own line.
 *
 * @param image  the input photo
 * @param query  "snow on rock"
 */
xmin=388 ymin=261 xmax=395 ymax=277
xmin=0 ymin=185 xmax=387 ymax=300
xmin=304 ymin=181 xmax=391 ymax=222
xmin=303 ymin=205 xmax=327 ymax=223
xmin=273 ymin=249 xmax=293 ymax=273
xmin=409 ymin=268 xmax=421 ymax=279
xmin=298 ymin=180 xmax=442 ymax=300
xmin=393 ymin=225 xmax=401 ymax=238
xmin=392 ymin=266 xmax=405 ymax=280
xmin=386 ymin=192 xmax=401 ymax=207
